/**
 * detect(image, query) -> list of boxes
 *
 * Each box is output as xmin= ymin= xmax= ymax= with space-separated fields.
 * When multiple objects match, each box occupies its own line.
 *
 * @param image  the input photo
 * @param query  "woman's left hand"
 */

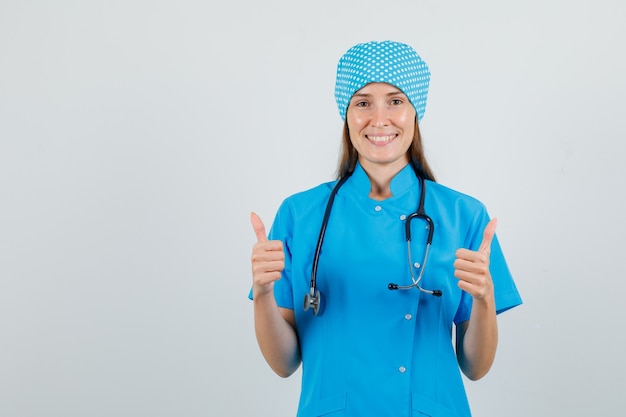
xmin=453 ymin=218 xmax=497 ymax=301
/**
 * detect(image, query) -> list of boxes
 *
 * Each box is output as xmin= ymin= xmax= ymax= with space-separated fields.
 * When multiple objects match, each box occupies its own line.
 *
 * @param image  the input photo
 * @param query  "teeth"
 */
xmin=367 ymin=135 xmax=395 ymax=143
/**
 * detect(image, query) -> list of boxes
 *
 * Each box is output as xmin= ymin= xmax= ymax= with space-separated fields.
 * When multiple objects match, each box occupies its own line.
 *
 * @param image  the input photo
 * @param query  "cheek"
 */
xmin=397 ymin=111 xmax=415 ymax=126
xmin=399 ymin=114 xmax=416 ymax=137
xmin=346 ymin=112 xmax=366 ymax=131
xmin=348 ymin=129 xmax=361 ymax=149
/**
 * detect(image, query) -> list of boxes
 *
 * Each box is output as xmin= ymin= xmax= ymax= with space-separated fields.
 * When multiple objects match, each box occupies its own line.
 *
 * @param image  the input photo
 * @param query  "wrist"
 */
xmin=253 ymin=282 xmax=275 ymax=299
xmin=472 ymin=292 xmax=495 ymax=310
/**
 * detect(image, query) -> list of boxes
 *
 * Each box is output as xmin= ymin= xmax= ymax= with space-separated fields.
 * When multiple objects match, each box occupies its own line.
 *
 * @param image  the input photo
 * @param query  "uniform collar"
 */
xmin=347 ymin=162 xmax=418 ymax=199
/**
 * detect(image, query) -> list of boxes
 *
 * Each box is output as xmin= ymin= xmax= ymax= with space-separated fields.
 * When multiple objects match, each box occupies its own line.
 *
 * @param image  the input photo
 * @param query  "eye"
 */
xmin=354 ymin=100 xmax=369 ymax=108
xmin=390 ymin=98 xmax=404 ymax=106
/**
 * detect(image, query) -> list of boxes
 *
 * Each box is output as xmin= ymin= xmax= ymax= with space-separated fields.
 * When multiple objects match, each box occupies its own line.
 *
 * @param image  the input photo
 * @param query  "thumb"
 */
xmin=250 ymin=211 xmax=268 ymax=243
xmin=478 ymin=218 xmax=498 ymax=254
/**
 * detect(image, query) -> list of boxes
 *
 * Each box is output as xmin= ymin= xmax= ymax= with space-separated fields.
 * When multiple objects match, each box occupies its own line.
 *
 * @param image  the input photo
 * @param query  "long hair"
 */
xmin=335 ymin=118 xmax=436 ymax=182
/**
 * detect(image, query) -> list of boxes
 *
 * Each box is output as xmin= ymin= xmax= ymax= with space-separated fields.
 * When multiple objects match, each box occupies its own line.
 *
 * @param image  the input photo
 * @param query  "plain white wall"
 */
xmin=1 ymin=0 xmax=625 ymax=416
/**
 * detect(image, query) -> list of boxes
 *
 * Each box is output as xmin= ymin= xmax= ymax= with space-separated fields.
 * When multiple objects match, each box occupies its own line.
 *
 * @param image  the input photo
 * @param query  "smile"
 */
xmin=366 ymin=134 xmax=397 ymax=144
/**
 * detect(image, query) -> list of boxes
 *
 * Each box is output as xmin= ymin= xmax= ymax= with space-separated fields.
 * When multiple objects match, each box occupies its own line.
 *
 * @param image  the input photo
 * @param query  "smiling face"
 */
xmin=346 ymin=82 xmax=417 ymax=175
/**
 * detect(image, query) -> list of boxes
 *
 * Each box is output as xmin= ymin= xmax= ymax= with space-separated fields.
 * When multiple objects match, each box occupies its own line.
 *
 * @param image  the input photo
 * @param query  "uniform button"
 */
xmin=405 ymin=314 xmax=412 ymax=320
xmin=398 ymin=366 xmax=407 ymax=373
xmin=413 ymin=262 xmax=421 ymax=269
xmin=400 ymin=214 xmax=407 ymax=221
xmin=374 ymin=205 xmax=382 ymax=212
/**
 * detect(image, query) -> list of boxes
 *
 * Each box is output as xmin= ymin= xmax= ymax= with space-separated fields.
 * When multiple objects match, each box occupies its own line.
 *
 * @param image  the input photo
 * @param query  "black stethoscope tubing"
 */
xmin=304 ymin=163 xmax=442 ymax=316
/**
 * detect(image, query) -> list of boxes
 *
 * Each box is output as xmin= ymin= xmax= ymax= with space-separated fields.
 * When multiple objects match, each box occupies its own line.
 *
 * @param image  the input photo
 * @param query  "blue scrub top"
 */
xmin=252 ymin=162 xmax=522 ymax=417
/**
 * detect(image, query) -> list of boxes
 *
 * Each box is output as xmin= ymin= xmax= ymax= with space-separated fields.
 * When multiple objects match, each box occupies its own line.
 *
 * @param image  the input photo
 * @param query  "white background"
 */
xmin=1 ymin=0 xmax=625 ymax=416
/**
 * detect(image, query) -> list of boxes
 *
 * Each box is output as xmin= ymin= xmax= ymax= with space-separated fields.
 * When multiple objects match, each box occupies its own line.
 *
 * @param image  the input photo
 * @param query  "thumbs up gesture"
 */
xmin=250 ymin=212 xmax=285 ymax=297
xmin=453 ymin=218 xmax=497 ymax=301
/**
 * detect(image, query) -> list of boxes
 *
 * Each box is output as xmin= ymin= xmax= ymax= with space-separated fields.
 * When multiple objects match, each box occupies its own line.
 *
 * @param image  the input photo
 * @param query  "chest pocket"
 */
xmin=298 ymin=393 xmax=346 ymax=417
xmin=412 ymin=393 xmax=464 ymax=417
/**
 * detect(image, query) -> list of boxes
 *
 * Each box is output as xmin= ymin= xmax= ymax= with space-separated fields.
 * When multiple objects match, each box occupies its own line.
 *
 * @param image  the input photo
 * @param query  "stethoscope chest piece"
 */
xmin=303 ymin=289 xmax=322 ymax=316
xmin=304 ymin=164 xmax=442 ymax=316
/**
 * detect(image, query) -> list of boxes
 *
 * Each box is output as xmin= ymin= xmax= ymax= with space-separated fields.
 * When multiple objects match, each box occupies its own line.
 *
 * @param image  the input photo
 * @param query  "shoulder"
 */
xmin=425 ymin=181 xmax=492 ymax=245
xmin=426 ymin=180 xmax=486 ymax=213
xmin=272 ymin=180 xmax=337 ymax=226
xmin=280 ymin=181 xmax=337 ymax=212
xmin=269 ymin=180 xmax=336 ymax=241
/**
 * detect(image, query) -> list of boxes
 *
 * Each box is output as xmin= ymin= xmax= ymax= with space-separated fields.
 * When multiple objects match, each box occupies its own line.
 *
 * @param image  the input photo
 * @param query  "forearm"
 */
xmin=253 ymin=289 xmax=301 ymax=378
xmin=457 ymin=296 xmax=498 ymax=381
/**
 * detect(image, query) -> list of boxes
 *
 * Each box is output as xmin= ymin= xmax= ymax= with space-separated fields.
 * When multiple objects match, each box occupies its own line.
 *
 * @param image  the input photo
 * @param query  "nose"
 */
xmin=370 ymin=105 xmax=389 ymax=127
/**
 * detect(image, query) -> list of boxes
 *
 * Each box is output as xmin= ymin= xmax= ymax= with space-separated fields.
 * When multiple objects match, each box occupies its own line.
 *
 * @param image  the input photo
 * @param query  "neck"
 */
xmin=360 ymin=160 xmax=409 ymax=200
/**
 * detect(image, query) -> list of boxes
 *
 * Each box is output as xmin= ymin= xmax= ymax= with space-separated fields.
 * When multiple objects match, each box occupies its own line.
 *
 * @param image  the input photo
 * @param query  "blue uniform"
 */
xmin=252 ymin=162 xmax=522 ymax=417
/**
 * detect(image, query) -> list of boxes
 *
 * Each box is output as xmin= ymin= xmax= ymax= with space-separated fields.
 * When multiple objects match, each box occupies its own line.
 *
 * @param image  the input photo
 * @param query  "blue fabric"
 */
xmin=251 ymin=162 xmax=522 ymax=417
xmin=334 ymin=40 xmax=431 ymax=121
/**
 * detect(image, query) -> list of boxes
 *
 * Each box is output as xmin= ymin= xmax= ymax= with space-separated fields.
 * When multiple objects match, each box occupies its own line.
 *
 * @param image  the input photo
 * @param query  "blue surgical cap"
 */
xmin=334 ymin=40 xmax=431 ymax=121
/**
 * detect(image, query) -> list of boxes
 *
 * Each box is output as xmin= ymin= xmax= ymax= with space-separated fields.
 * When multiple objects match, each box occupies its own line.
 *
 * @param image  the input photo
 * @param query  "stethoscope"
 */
xmin=303 ymin=163 xmax=442 ymax=316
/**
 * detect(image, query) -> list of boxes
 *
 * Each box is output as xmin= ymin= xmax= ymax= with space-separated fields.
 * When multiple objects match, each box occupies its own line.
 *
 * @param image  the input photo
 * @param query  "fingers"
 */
xmin=454 ymin=255 xmax=493 ymax=300
xmin=251 ymin=211 xmax=268 ymax=243
xmin=250 ymin=211 xmax=285 ymax=294
xmin=454 ymin=218 xmax=498 ymax=300
xmin=478 ymin=218 xmax=497 ymax=254
xmin=250 ymin=212 xmax=282 ymax=255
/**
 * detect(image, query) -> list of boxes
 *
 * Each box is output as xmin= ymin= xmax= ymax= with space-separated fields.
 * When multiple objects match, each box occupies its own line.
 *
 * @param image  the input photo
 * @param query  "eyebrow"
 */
xmin=351 ymin=89 xmax=405 ymax=99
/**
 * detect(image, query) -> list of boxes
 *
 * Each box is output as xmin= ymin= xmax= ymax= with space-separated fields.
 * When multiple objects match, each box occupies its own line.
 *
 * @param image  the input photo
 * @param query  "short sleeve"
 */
xmin=453 ymin=206 xmax=522 ymax=324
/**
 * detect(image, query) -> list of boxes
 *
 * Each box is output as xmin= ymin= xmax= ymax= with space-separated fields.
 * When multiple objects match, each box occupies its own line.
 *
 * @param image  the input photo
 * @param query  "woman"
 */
xmin=249 ymin=40 xmax=522 ymax=417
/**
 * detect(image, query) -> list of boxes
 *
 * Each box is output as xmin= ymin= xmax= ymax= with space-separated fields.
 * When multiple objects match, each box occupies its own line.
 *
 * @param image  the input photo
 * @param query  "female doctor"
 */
xmin=249 ymin=40 xmax=522 ymax=417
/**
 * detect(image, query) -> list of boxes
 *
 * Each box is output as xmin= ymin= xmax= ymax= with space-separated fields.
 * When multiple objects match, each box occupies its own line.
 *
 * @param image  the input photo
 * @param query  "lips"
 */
xmin=366 ymin=134 xmax=397 ymax=144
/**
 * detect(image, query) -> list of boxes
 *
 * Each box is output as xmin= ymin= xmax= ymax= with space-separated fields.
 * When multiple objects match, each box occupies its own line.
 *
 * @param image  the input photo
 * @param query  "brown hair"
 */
xmin=335 ymin=118 xmax=436 ymax=182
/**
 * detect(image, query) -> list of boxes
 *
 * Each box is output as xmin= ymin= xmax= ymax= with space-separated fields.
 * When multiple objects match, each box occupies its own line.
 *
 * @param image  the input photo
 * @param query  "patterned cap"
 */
xmin=334 ymin=40 xmax=430 ymax=121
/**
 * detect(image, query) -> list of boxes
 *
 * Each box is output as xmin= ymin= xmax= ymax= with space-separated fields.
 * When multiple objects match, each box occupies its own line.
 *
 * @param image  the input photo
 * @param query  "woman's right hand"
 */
xmin=249 ymin=212 xmax=300 ymax=377
xmin=250 ymin=212 xmax=285 ymax=297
